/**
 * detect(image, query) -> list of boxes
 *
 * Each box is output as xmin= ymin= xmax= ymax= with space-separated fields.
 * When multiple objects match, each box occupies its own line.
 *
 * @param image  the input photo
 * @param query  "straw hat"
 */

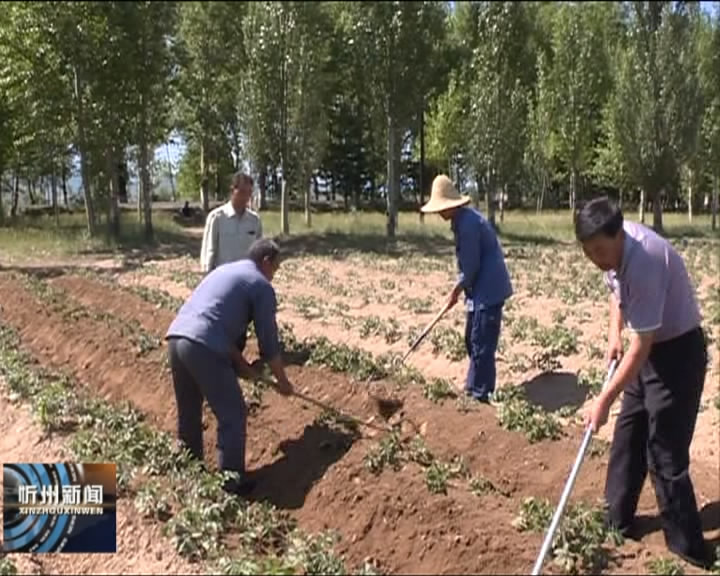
xmin=420 ymin=175 xmax=471 ymax=214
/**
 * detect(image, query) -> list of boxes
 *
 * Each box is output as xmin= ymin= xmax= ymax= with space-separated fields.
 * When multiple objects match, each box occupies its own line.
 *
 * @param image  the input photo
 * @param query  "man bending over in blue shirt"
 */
xmin=165 ymin=238 xmax=294 ymax=496
xmin=421 ymin=175 xmax=513 ymax=403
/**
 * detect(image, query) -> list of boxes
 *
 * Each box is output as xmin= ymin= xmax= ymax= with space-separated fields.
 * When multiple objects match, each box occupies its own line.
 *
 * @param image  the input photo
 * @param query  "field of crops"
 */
xmin=0 ymin=211 xmax=718 ymax=576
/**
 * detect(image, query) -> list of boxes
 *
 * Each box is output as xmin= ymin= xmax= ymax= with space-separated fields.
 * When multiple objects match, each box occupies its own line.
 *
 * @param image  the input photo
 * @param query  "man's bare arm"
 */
xmin=265 ymin=354 xmax=293 ymax=396
xmin=608 ymin=294 xmax=624 ymax=362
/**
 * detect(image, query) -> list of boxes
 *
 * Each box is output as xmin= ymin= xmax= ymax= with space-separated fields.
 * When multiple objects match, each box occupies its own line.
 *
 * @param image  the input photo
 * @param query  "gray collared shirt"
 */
xmin=604 ymin=220 xmax=702 ymax=343
xmin=200 ymin=202 xmax=263 ymax=272
xmin=166 ymin=259 xmax=280 ymax=362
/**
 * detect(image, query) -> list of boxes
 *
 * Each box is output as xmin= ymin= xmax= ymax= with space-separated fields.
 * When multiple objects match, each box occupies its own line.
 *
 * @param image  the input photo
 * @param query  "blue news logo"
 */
xmin=3 ymin=463 xmax=117 ymax=553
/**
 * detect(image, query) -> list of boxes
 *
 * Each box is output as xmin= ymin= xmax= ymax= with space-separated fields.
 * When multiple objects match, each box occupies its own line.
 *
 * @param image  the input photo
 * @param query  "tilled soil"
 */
xmin=0 ymin=270 xmax=717 ymax=575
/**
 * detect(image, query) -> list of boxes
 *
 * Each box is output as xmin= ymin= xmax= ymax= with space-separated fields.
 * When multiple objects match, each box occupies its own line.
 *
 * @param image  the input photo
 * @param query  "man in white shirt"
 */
xmin=200 ymin=172 xmax=263 ymax=273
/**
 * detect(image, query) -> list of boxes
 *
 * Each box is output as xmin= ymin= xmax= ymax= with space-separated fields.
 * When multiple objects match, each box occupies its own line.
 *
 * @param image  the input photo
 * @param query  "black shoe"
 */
xmin=223 ymin=477 xmax=256 ymax=498
xmin=671 ymin=543 xmax=716 ymax=571
xmin=464 ymin=391 xmax=491 ymax=404
xmin=602 ymin=512 xmax=634 ymax=541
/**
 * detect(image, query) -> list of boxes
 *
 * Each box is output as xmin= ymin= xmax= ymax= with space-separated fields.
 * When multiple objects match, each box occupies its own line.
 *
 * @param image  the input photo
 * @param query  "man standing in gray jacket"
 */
xmin=200 ymin=172 xmax=263 ymax=273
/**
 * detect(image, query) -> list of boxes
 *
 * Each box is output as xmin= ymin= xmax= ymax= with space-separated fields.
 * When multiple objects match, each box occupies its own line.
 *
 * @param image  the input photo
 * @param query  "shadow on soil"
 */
xmin=276 ymin=229 xmax=567 ymax=260
xmin=276 ymin=231 xmax=454 ymax=259
xmin=248 ymin=422 xmax=359 ymax=510
xmin=521 ymin=371 xmax=587 ymax=413
xmin=75 ymin=227 xmax=201 ymax=262
xmin=632 ymin=501 xmax=720 ymax=546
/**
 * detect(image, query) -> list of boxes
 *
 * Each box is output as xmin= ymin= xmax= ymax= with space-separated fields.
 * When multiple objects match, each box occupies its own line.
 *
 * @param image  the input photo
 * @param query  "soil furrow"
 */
xmin=1 ymin=270 xmax=717 ymax=575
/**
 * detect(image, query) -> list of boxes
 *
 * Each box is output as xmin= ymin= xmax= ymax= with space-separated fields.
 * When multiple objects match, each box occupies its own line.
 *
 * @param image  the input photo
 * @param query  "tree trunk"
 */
xmin=712 ymin=176 xmax=718 ymax=231
xmin=137 ymin=168 xmax=143 ymax=221
xmin=500 ymin=183 xmax=506 ymax=224
xmin=639 ymin=189 xmax=646 ymax=223
xmin=62 ymin=164 xmax=68 ymax=208
xmin=485 ymin=168 xmax=496 ymax=228
xmin=386 ymin=114 xmax=399 ymax=239
xmin=200 ymin=141 xmax=210 ymax=213
xmin=51 ymin=169 xmax=59 ymax=227
xmin=350 ymin=176 xmax=358 ymax=212
xmin=139 ymin=108 xmax=153 ymax=242
xmin=569 ymin=168 xmax=577 ymax=213
xmin=0 ymin=172 xmax=4 ymax=225
xmin=537 ymin=173 xmax=546 ymax=214
xmin=304 ymin=172 xmax=312 ymax=227
xmin=280 ymin=15 xmax=289 ymax=237
xmin=74 ymin=66 xmax=96 ymax=236
xmin=687 ymin=179 xmax=692 ymax=223
xmin=27 ymin=178 xmax=35 ymax=205
xmin=166 ymin=143 xmax=176 ymax=202
xmin=419 ymin=105 xmax=425 ymax=224
xmin=652 ymin=188 xmax=664 ymax=234
xmin=258 ymin=168 xmax=267 ymax=211
xmin=106 ymin=149 xmax=120 ymax=240
xmin=11 ymin=171 xmax=19 ymax=218
xmin=280 ymin=176 xmax=290 ymax=235
xmin=215 ymin=161 xmax=221 ymax=202
xmin=271 ymin=168 xmax=278 ymax=203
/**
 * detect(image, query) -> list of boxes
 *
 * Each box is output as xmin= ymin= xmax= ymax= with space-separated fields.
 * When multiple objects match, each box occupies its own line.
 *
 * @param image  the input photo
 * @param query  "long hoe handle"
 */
xmin=401 ymin=301 xmax=451 ymax=363
xmin=531 ymin=359 xmax=618 ymax=576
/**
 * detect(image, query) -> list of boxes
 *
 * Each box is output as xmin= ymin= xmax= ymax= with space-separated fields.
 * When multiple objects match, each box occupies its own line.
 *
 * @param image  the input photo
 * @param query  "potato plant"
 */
xmin=0 ymin=556 xmax=17 ymax=576
xmin=430 ymin=326 xmax=466 ymax=361
xmin=423 ymin=377 xmax=457 ymax=403
xmin=513 ymin=497 xmax=621 ymax=575
xmin=0 ymin=323 xmax=350 ymax=572
xmin=494 ymin=386 xmax=563 ymax=443
xmin=646 ymin=557 xmax=685 ymax=575
xmin=365 ymin=431 xmax=405 ymax=474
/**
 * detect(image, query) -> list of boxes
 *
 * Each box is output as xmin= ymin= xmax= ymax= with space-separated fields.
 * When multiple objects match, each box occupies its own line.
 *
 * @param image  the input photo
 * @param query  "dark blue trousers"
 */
xmin=605 ymin=327 xmax=708 ymax=565
xmin=464 ymin=303 xmax=504 ymax=400
xmin=167 ymin=337 xmax=248 ymax=476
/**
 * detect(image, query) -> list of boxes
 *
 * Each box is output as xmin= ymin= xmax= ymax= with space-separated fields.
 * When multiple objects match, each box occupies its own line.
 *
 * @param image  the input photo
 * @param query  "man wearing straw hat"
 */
xmin=421 ymin=175 xmax=513 ymax=403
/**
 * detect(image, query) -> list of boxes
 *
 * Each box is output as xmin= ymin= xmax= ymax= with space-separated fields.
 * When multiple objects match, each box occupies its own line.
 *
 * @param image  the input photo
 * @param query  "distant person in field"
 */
xmin=181 ymin=200 xmax=192 ymax=218
xmin=165 ymin=238 xmax=294 ymax=497
xmin=200 ymin=172 xmax=263 ymax=273
xmin=575 ymin=197 xmax=713 ymax=570
xmin=420 ymin=175 xmax=513 ymax=404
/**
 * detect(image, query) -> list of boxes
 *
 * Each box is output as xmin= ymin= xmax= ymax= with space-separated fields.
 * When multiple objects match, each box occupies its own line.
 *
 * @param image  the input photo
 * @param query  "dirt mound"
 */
xmin=0 ymin=270 xmax=717 ymax=575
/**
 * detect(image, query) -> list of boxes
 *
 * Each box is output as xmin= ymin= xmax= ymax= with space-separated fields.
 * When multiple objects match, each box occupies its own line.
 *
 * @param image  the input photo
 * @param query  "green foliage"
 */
xmin=609 ymin=2 xmax=704 ymax=230
xmin=0 ymin=321 xmax=351 ymax=572
xmin=513 ymin=497 xmax=621 ymax=574
xmin=423 ymin=377 xmax=458 ymax=404
xmin=494 ymin=386 xmax=563 ymax=443
xmin=0 ymin=556 xmax=17 ymax=576
xmin=365 ymin=430 xmax=404 ymax=474
xmin=285 ymin=531 xmax=346 ymax=575
xmin=646 ymin=557 xmax=685 ymax=575
xmin=306 ymin=336 xmax=389 ymax=381
xmin=430 ymin=326 xmax=466 ymax=361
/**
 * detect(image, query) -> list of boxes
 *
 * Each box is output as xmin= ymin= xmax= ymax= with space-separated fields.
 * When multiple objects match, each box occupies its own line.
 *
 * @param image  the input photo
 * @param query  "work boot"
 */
xmin=670 ymin=541 xmax=716 ymax=571
xmin=222 ymin=474 xmax=256 ymax=498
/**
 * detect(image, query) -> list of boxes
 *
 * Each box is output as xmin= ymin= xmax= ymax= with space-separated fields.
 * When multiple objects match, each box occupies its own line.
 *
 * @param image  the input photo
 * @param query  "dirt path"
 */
xmin=1 ymin=269 xmax=718 ymax=574
xmin=0 ymin=381 xmax=203 ymax=576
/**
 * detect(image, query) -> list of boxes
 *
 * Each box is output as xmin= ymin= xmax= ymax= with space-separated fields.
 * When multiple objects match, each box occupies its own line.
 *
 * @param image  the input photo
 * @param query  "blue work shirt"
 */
xmin=451 ymin=206 xmax=513 ymax=309
xmin=166 ymin=259 xmax=281 ymax=362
